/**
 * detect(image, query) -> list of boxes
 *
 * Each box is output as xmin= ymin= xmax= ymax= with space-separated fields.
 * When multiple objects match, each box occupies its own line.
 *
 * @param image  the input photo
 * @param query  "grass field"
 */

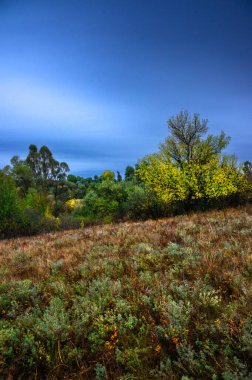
xmin=0 ymin=205 xmax=252 ymax=379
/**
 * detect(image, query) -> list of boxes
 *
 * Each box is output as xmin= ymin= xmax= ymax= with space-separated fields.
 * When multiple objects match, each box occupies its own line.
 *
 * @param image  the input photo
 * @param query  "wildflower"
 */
xmin=105 ymin=341 xmax=113 ymax=350
xmin=172 ymin=336 xmax=179 ymax=344
xmin=229 ymin=319 xmax=235 ymax=335
xmin=155 ymin=344 xmax=161 ymax=353
xmin=111 ymin=328 xmax=118 ymax=340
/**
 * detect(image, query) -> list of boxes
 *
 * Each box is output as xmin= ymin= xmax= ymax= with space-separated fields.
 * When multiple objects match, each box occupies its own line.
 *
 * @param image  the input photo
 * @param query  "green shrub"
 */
xmin=0 ymin=172 xmax=24 ymax=237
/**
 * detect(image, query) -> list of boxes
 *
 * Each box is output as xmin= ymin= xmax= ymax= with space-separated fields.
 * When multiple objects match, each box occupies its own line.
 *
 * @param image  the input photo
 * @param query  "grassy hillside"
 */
xmin=0 ymin=206 xmax=252 ymax=379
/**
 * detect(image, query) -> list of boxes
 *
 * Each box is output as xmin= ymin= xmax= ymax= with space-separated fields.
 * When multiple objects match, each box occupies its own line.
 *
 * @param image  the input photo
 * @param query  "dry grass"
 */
xmin=1 ymin=205 xmax=251 ymax=283
xmin=0 ymin=205 xmax=252 ymax=379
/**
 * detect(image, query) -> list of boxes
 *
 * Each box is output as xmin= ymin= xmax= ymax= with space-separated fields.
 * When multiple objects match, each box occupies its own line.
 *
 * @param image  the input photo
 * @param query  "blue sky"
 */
xmin=0 ymin=0 xmax=251 ymax=176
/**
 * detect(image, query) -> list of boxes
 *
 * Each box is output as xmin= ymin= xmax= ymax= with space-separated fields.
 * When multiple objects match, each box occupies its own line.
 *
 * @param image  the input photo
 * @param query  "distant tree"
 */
xmin=7 ymin=155 xmax=34 ymax=195
xmin=101 ymin=170 xmax=115 ymax=181
xmin=93 ymin=175 xmax=101 ymax=183
xmin=67 ymin=174 xmax=78 ymax=183
xmin=25 ymin=144 xmax=69 ymax=189
xmin=11 ymin=162 xmax=34 ymax=196
xmin=26 ymin=144 xmax=40 ymax=180
xmin=116 ymin=171 xmax=122 ymax=182
xmin=125 ymin=166 xmax=135 ymax=181
xmin=10 ymin=155 xmax=21 ymax=167
xmin=243 ymin=161 xmax=252 ymax=183
xmin=66 ymin=174 xmax=94 ymax=199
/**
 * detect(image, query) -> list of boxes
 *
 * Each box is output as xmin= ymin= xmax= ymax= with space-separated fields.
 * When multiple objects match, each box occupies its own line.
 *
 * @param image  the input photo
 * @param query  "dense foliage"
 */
xmin=0 ymin=207 xmax=251 ymax=379
xmin=137 ymin=111 xmax=250 ymax=209
xmin=0 ymin=111 xmax=251 ymax=237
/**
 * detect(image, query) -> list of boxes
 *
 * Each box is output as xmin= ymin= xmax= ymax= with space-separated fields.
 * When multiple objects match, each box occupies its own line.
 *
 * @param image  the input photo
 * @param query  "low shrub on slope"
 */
xmin=0 ymin=206 xmax=252 ymax=379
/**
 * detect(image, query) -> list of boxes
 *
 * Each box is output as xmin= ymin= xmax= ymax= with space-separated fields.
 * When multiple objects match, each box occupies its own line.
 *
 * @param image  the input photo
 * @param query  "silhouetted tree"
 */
xmin=125 ymin=166 xmax=135 ymax=181
xmin=25 ymin=144 xmax=69 ymax=190
xmin=243 ymin=161 xmax=252 ymax=183
xmin=159 ymin=110 xmax=230 ymax=168
xmin=116 ymin=171 xmax=122 ymax=182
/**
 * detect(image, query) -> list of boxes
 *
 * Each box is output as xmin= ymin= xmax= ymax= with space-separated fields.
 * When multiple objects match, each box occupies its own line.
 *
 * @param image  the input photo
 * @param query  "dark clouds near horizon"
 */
xmin=0 ymin=0 xmax=251 ymax=176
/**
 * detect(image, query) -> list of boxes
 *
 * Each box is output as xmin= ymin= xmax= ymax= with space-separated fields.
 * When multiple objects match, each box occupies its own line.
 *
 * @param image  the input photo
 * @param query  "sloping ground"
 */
xmin=0 ymin=206 xmax=252 ymax=379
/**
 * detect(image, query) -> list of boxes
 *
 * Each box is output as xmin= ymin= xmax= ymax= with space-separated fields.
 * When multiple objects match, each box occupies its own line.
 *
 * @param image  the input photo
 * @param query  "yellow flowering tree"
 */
xmin=65 ymin=198 xmax=83 ymax=212
xmin=137 ymin=157 xmax=248 ymax=205
xmin=137 ymin=111 xmax=250 ymax=206
xmin=137 ymin=155 xmax=188 ymax=203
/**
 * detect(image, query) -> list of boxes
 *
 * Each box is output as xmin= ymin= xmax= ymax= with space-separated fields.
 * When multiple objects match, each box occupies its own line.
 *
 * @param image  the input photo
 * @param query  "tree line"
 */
xmin=1 ymin=110 xmax=251 ymax=237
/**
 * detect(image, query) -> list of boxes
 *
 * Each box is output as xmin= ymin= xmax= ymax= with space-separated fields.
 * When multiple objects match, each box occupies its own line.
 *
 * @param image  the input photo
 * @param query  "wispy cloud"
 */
xmin=0 ymin=78 xmax=123 ymax=134
xmin=0 ymin=77 xmax=146 ymax=173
